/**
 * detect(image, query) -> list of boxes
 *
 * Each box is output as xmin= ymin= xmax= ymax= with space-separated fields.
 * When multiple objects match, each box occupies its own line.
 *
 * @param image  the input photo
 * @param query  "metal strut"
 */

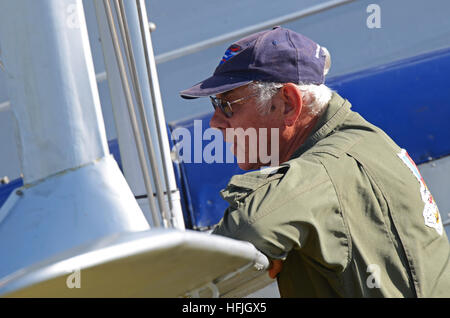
xmin=102 ymin=0 xmax=163 ymax=227
xmin=135 ymin=0 xmax=174 ymax=213
xmin=113 ymin=0 xmax=172 ymax=228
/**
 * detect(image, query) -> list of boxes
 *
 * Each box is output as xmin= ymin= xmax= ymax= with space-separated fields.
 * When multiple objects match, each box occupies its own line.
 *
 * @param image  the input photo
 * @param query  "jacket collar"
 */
xmin=290 ymin=92 xmax=352 ymax=159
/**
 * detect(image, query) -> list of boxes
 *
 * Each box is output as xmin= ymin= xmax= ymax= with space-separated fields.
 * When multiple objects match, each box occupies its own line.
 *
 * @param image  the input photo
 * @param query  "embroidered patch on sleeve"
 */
xmin=397 ymin=149 xmax=443 ymax=235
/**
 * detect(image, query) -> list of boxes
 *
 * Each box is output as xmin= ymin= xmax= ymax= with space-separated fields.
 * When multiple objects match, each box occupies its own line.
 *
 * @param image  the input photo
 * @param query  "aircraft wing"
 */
xmin=0 ymin=229 xmax=273 ymax=297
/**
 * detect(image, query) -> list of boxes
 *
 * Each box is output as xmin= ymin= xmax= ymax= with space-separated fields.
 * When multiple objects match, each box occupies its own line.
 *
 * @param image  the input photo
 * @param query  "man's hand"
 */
xmin=268 ymin=259 xmax=283 ymax=279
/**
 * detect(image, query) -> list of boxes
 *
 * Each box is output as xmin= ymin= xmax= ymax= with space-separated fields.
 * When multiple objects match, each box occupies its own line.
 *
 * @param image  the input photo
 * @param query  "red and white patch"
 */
xmin=397 ymin=149 xmax=443 ymax=235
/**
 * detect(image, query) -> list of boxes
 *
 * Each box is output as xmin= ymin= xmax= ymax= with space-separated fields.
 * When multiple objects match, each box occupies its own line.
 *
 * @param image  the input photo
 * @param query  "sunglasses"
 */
xmin=210 ymin=93 xmax=259 ymax=118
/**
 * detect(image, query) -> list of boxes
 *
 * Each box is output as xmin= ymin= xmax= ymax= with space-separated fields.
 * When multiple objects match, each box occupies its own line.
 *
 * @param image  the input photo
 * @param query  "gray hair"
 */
xmin=249 ymin=46 xmax=332 ymax=116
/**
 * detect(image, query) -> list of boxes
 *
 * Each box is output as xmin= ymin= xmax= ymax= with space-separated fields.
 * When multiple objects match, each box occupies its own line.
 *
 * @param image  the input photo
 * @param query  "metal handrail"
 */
xmin=136 ymin=0 xmax=174 ymax=214
xmin=102 ymin=0 xmax=161 ymax=227
xmin=113 ymin=0 xmax=172 ymax=228
xmin=156 ymin=0 xmax=357 ymax=64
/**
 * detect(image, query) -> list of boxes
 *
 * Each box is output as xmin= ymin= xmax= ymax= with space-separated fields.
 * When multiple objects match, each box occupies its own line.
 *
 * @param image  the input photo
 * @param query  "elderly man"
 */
xmin=179 ymin=26 xmax=449 ymax=297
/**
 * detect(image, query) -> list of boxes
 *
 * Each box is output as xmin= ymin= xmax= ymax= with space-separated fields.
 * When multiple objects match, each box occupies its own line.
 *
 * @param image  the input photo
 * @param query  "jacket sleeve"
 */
xmin=212 ymin=161 xmax=349 ymax=267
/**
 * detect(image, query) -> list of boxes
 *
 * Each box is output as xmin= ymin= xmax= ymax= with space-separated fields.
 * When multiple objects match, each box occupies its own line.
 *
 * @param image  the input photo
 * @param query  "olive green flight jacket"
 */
xmin=212 ymin=92 xmax=449 ymax=297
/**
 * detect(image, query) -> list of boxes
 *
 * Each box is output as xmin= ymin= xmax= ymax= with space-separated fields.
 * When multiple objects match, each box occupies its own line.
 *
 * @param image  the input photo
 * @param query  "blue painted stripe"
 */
xmin=326 ymin=47 xmax=450 ymax=164
xmin=0 ymin=178 xmax=23 ymax=209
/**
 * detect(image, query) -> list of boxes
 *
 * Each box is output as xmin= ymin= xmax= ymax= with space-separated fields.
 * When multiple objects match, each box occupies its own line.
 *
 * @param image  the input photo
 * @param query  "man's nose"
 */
xmin=209 ymin=107 xmax=229 ymax=131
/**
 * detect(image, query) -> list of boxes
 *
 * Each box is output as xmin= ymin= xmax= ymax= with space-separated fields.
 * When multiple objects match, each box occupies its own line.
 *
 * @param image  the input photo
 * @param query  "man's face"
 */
xmin=209 ymin=84 xmax=284 ymax=170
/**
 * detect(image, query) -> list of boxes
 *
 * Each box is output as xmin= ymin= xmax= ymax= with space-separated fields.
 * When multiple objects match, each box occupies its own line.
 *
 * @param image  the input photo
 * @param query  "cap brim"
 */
xmin=179 ymin=74 xmax=253 ymax=99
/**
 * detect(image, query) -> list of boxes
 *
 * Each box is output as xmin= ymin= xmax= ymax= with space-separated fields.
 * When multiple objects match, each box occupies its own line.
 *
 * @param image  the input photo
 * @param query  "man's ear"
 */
xmin=280 ymin=83 xmax=302 ymax=127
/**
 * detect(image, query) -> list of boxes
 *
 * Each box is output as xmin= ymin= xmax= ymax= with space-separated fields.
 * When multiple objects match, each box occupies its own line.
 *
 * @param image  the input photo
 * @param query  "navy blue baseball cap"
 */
xmin=180 ymin=26 xmax=326 ymax=99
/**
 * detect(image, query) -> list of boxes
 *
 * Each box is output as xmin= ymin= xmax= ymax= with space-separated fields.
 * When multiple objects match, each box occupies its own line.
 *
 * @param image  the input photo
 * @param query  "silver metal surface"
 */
xmin=155 ymin=0 xmax=357 ymax=64
xmin=0 ymin=101 xmax=9 ymax=112
xmin=0 ymin=0 xmax=356 ymax=112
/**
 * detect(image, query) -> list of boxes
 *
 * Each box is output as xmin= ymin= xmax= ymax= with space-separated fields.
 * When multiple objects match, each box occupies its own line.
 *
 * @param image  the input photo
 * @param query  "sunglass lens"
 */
xmin=222 ymin=103 xmax=232 ymax=117
xmin=211 ymin=97 xmax=232 ymax=118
